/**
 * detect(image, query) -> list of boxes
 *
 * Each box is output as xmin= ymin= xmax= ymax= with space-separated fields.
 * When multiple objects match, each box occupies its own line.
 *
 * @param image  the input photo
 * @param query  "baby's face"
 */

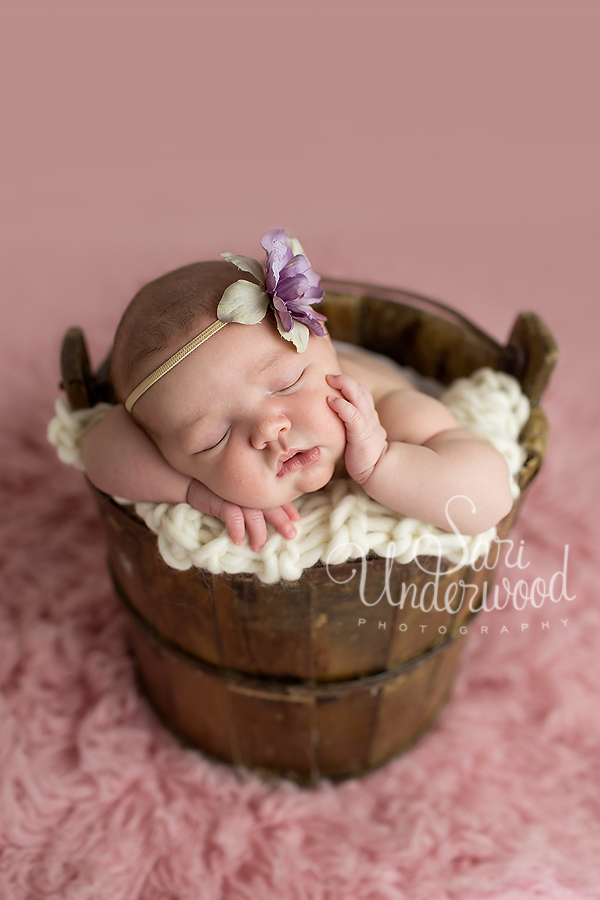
xmin=135 ymin=319 xmax=347 ymax=509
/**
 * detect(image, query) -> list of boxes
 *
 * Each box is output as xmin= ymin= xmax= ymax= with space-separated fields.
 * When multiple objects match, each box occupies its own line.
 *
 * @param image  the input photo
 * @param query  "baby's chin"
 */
xmin=223 ymin=462 xmax=336 ymax=511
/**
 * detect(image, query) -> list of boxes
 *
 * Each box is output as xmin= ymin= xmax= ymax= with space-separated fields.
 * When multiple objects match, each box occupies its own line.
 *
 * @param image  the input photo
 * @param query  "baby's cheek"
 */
xmin=214 ymin=454 xmax=249 ymax=491
xmin=213 ymin=455 xmax=276 ymax=507
xmin=308 ymin=386 xmax=344 ymax=431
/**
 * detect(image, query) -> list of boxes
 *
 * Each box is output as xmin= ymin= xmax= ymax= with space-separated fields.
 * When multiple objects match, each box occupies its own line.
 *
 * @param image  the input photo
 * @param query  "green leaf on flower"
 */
xmin=220 ymin=253 xmax=265 ymax=285
xmin=275 ymin=313 xmax=309 ymax=352
xmin=217 ymin=280 xmax=270 ymax=324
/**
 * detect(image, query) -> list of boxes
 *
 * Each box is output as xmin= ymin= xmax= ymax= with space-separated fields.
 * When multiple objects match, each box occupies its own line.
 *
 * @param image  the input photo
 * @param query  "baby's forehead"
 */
xmin=140 ymin=319 xmax=332 ymax=425
xmin=185 ymin=330 xmax=297 ymax=387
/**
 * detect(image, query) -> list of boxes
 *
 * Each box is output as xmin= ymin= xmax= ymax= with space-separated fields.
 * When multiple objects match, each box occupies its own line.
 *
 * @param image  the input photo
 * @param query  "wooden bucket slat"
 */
xmin=212 ymin=575 xmax=314 ymax=680
xmin=130 ymin=625 xmax=234 ymax=763
xmin=101 ymin=495 xmax=226 ymax=668
xmin=127 ymin=604 xmax=472 ymax=782
xmin=368 ymin=633 xmax=466 ymax=768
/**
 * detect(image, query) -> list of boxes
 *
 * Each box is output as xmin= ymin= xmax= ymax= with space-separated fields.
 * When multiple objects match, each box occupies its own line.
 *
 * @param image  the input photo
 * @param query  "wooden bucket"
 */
xmin=61 ymin=279 xmax=557 ymax=782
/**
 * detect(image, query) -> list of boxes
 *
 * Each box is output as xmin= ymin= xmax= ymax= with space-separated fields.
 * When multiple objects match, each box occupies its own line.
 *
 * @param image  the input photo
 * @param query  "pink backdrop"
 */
xmin=3 ymin=2 xmax=598 ymax=368
xmin=1 ymin=3 xmax=599 ymax=899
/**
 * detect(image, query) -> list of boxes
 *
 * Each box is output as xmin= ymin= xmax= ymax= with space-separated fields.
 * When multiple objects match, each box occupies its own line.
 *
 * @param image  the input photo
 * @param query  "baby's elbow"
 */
xmin=443 ymin=451 xmax=514 ymax=536
xmin=486 ymin=452 xmax=515 ymax=524
xmin=464 ymin=466 xmax=514 ymax=534
xmin=468 ymin=486 xmax=513 ymax=535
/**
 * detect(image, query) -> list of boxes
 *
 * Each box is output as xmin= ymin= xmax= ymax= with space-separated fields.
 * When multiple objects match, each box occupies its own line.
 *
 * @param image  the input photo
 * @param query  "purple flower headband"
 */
xmin=219 ymin=228 xmax=326 ymax=352
xmin=124 ymin=230 xmax=327 ymax=412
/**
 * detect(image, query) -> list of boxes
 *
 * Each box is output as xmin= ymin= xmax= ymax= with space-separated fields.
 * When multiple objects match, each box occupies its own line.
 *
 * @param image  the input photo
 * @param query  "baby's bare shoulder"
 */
xmin=335 ymin=344 xmax=457 ymax=445
xmin=336 ymin=344 xmax=414 ymax=397
xmin=375 ymin=389 xmax=458 ymax=445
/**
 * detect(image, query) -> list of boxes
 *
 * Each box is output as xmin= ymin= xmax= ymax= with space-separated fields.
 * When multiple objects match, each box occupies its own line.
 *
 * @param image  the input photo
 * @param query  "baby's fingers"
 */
xmin=327 ymin=393 xmax=364 ymax=436
xmin=186 ymin=480 xmax=267 ymax=551
xmin=283 ymin=502 xmax=301 ymax=522
xmin=327 ymin=373 xmax=376 ymax=416
xmin=187 ymin=480 xmax=246 ymax=544
xmin=241 ymin=509 xmax=268 ymax=552
xmin=220 ymin=503 xmax=248 ymax=547
xmin=263 ymin=504 xmax=299 ymax=541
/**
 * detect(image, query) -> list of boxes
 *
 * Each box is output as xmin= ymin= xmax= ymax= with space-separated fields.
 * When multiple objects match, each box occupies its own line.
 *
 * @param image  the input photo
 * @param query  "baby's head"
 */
xmin=111 ymin=250 xmax=347 ymax=510
xmin=111 ymin=259 xmax=234 ymax=404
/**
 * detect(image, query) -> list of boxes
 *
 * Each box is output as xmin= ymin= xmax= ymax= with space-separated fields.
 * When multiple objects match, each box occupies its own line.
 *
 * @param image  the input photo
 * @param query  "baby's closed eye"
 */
xmin=272 ymin=369 xmax=306 ymax=395
xmin=195 ymin=426 xmax=231 ymax=453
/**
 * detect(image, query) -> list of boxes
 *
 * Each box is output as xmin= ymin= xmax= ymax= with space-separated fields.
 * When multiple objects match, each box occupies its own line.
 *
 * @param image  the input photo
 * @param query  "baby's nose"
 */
xmin=250 ymin=413 xmax=291 ymax=450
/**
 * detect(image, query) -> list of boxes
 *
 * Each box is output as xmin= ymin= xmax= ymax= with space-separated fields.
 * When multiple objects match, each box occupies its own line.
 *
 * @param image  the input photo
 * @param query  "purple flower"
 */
xmin=219 ymin=230 xmax=328 ymax=353
xmin=260 ymin=229 xmax=326 ymax=336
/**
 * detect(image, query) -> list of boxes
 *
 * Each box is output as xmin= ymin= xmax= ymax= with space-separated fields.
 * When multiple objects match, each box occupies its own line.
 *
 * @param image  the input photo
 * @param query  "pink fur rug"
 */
xmin=1 ymin=320 xmax=598 ymax=900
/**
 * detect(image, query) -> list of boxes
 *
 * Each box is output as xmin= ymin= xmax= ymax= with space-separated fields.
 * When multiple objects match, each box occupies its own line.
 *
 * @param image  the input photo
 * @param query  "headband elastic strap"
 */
xmin=124 ymin=319 xmax=228 ymax=412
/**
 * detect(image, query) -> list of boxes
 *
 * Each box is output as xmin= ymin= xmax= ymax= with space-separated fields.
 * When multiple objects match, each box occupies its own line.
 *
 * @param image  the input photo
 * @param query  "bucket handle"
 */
xmin=506 ymin=312 xmax=558 ymax=406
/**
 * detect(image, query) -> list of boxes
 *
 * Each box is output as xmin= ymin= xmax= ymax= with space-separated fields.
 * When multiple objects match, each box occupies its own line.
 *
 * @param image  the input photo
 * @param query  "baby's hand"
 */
xmin=326 ymin=374 xmax=388 ymax=485
xmin=186 ymin=479 xmax=300 ymax=552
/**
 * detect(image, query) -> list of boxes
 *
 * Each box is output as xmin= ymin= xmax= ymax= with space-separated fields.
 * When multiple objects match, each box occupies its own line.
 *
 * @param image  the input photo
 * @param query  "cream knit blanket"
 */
xmin=48 ymin=368 xmax=530 ymax=584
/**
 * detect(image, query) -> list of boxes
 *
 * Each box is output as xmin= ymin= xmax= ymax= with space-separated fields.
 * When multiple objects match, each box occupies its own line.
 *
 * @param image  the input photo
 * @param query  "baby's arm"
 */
xmin=327 ymin=374 xmax=513 ymax=535
xmin=82 ymin=406 xmax=299 ymax=551
xmin=82 ymin=405 xmax=191 ymax=504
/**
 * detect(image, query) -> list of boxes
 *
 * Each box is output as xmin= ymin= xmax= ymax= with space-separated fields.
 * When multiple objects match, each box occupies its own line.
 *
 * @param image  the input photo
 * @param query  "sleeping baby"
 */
xmin=82 ymin=230 xmax=513 ymax=551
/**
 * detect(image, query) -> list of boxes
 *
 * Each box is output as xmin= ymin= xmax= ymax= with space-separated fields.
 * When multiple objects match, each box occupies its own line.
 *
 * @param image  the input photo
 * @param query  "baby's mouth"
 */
xmin=277 ymin=447 xmax=321 ymax=477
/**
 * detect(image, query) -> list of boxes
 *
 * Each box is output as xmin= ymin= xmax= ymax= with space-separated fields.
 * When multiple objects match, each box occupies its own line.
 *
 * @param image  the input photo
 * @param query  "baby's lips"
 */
xmin=277 ymin=447 xmax=321 ymax=478
xmin=277 ymin=448 xmax=300 ymax=474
